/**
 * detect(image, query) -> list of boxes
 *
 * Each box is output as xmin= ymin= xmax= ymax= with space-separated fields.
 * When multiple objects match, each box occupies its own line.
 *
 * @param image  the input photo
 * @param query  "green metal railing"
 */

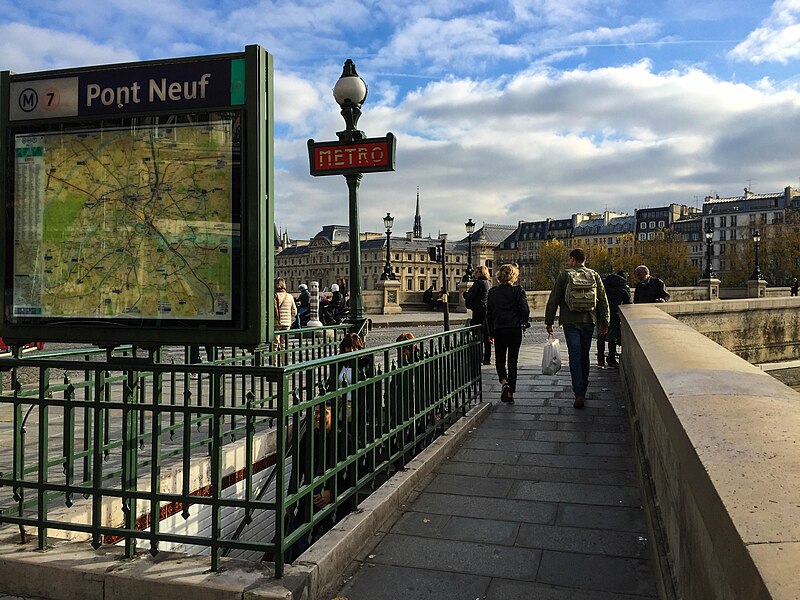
xmin=0 ymin=324 xmax=481 ymax=577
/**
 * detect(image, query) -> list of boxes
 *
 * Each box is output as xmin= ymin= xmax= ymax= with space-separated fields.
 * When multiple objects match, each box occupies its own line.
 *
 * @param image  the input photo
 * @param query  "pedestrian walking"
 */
xmin=463 ymin=265 xmax=492 ymax=364
xmin=597 ymin=270 xmax=631 ymax=369
xmin=274 ymin=278 xmax=297 ymax=363
xmin=791 ymin=277 xmax=798 ymax=297
xmin=486 ymin=263 xmax=530 ymax=404
xmin=545 ymin=248 xmax=610 ymax=409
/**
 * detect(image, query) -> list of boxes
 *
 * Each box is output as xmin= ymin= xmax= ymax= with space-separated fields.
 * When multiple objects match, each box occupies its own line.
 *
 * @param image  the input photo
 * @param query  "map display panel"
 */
xmin=12 ymin=118 xmax=238 ymax=321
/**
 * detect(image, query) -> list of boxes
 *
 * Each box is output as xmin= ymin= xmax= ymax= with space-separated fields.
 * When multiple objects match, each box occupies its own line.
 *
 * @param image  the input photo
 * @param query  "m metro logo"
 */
xmin=308 ymin=134 xmax=396 ymax=176
xmin=18 ymin=88 xmax=38 ymax=112
xmin=9 ymin=77 xmax=80 ymax=120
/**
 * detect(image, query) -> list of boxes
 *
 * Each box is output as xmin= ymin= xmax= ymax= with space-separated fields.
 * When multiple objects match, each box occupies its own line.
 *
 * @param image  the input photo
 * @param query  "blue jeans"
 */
xmin=563 ymin=323 xmax=595 ymax=397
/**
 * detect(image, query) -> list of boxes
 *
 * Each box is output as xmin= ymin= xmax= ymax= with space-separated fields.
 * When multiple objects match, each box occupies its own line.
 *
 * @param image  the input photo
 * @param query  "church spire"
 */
xmin=413 ymin=186 xmax=422 ymax=238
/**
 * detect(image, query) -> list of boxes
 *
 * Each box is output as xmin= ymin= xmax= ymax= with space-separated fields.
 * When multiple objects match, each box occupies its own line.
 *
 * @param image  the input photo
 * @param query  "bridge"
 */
xmin=0 ymin=298 xmax=798 ymax=600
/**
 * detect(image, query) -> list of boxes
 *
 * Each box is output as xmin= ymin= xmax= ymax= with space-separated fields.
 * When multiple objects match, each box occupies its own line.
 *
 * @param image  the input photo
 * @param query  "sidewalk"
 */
xmin=334 ymin=339 xmax=658 ymax=600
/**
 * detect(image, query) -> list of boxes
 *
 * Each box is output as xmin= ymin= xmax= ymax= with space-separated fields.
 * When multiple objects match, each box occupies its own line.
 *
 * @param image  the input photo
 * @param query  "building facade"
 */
xmin=702 ymin=186 xmax=799 ymax=274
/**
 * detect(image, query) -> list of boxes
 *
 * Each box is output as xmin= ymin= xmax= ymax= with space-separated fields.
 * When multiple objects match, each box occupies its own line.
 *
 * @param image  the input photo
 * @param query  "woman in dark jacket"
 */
xmin=486 ymin=263 xmax=530 ymax=404
xmin=463 ymin=265 xmax=492 ymax=364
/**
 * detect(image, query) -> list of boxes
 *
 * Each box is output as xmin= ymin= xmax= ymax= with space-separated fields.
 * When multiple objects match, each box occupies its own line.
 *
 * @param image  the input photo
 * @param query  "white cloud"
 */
xmin=372 ymin=16 xmax=524 ymax=73
xmin=276 ymin=61 xmax=800 ymax=239
xmin=0 ymin=23 xmax=138 ymax=72
xmin=729 ymin=0 xmax=800 ymax=64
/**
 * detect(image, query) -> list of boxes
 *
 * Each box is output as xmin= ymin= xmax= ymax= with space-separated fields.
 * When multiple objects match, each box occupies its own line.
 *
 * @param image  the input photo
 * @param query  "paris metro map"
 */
xmin=12 ymin=119 xmax=237 ymax=321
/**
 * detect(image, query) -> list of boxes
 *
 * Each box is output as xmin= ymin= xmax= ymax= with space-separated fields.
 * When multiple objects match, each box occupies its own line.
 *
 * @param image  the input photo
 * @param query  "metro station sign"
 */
xmin=308 ymin=133 xmax=396 ymax=176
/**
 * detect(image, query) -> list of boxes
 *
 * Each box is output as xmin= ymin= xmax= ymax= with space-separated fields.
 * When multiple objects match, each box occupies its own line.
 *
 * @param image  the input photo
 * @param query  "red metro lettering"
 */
xmin=315 ymin=142 xmax=388 ymax=170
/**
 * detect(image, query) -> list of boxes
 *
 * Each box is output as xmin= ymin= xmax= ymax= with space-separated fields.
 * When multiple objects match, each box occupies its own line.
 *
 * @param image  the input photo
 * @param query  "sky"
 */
xmin=3 ymin=0 xmax=800 ymax=240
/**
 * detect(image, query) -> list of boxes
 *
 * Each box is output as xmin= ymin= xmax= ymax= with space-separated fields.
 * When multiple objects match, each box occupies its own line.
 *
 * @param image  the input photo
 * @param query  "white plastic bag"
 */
xmin=541 ymin=334 xmax=562 ymax=375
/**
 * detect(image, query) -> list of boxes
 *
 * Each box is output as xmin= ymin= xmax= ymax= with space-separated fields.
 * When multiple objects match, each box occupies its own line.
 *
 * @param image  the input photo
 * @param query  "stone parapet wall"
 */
xmin=619 ymin=305 xmax=800 ymax=600
xmin=657 ymin=296 xmax=800 ymax=363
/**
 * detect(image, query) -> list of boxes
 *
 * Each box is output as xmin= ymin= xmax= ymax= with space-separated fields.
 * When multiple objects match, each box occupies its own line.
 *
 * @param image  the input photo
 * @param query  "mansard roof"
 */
xmin=458 ymin=224 xmax=518 ymax=245
xmin=573 ymin=215 xmax=635 ymax=236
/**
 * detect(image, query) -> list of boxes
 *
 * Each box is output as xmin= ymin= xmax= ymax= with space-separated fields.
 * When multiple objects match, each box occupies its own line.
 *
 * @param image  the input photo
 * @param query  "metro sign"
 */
xmin=308 ymin=133 xmax=396 ymax=176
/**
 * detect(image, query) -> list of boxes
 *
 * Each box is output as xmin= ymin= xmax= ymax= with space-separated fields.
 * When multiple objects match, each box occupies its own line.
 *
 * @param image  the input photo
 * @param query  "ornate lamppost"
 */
xmin=332 ymin=60 xmax=368 ymax=321
xmin=309 ymin=60 xmax=396 ymax=323
xmin=380 ymin=212 xmax=396 ymax=280
xmin=702 ymin=224 xmax=715 ymax=279
xmin=462 ymin=218 xmax=475 ymax=282
xmin=750 ymin=229 xmax=763 ymax=281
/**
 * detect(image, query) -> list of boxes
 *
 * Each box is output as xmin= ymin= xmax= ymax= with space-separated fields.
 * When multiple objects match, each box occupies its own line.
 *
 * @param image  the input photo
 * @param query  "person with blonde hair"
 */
xmin=273 ymin=278 xmax=297 ymax=363
xmin=463 ymin=265 xmax=492 ymax=365
xmin=486 ymin=263 xmax=529 ymax=404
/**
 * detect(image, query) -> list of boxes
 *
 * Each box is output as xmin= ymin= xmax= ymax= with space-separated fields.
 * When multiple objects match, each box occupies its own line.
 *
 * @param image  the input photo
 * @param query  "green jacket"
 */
xmin=545 ymin=267 xmax=610 ymax=328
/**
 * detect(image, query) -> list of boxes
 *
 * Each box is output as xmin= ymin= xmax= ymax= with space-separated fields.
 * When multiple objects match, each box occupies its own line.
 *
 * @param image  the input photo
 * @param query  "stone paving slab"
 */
xmin=334 ymin=334 xmax=658 ymax=599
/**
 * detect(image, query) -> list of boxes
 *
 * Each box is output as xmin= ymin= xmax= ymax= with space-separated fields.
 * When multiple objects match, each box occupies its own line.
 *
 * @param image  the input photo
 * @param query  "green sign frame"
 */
xmin=0 ymin=45 xmax=273 ymax=349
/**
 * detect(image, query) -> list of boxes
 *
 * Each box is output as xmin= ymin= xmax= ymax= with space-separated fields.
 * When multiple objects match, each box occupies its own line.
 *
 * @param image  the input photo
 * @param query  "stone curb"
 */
xmin=0 ymin=401 xmax=491 ymax=600
xmin=293 ymin=400 xmax=492 ymax=600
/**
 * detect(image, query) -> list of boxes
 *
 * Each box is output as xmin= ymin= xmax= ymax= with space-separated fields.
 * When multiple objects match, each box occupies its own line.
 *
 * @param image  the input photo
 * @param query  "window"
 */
xmin=647 ymin=232 xmax=655 ymax=240
xmin=761 ymin=213 xmax=767 ymax=224
xmin=720 ymin=230 xmax=726 ymax=241
xmin=658 ymin=220 xmax=665 ymax=228
xmin=720 ymin=216 xmax=727 ymax=227
xmin=730 ymin=229 xmax=736 ymax=240
xmin=419 ymin=278 xmax=425 ymax=290
xmin=774 ymin=212 xmax=784 ymax=224
xmin=407 ymin=267 xmax=412 ymax=274
xmin=638 ymin=233 xmax=646 ymax=241
xmin=407 ymin=254 xmax=412 ymax=260
xmin=406 ymin=278 xmax=412 ymax=290
xmin=731 ymin=215 xmax=737 ymax=226
xmin=649 ymin=221 xmax=656 ymax=229
xmin=640 ymin=222 xmax=646 ymax=230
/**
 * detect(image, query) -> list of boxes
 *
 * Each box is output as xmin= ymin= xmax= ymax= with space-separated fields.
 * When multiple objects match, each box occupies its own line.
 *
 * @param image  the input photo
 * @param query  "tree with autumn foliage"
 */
xmin=761 ymin=211 xmax=800 ymax=285
xmin=634 ymin=230 xmax=696 ymax=286
xmin=529 ymin=238 xmax=569 ymax=290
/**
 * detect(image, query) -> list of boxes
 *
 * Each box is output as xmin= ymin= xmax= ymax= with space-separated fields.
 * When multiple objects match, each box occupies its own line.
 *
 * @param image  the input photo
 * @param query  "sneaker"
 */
xmin=501 ymin=383 xmax=513 ymax=403
xmin=596 ymin=356 xmax=605 ymax=368
xmin=606 ymin=357 xmax=619 ymax=368
xmin=573 ymin=394 xmax=585 ymax=409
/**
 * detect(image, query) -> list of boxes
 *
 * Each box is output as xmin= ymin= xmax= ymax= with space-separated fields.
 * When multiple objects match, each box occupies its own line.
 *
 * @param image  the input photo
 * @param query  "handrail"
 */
xmin=0 ymin=326 xmax=481 ymax=578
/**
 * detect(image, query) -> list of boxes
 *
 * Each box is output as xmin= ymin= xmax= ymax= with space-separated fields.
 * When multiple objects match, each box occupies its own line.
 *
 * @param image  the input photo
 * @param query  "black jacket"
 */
xmin=464 ymin=278 xmax=490 ymax=313
xmin=486 ymin=284 xmax=530 ymax=335
xmin=603 ymin=274 xmax=631 ymax=316
xmin=634 ymin=277 xmax=670 ymax=303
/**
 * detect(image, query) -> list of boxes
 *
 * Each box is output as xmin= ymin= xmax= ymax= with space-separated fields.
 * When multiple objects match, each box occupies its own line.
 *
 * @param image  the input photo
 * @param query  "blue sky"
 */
xmin=3 ymin=0 xmax=800 ymax=239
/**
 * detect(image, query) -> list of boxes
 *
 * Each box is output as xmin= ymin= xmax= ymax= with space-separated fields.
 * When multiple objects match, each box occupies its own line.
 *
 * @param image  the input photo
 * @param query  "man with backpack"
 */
xmin=545 ymin=248 xmax=610 ymax=409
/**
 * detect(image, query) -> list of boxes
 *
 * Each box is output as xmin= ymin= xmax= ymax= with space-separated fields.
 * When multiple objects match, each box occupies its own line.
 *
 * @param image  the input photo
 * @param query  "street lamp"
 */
xmin=750 ymin=229 xmax=763 ymax=281
xmin=380 ymin=212 xmax=396 ymax=280
xmin=333 ymin=60 xmax=368 ymax=321
xmin=427 ymin=235 xmax=450 ymax=331
xmin=703 ymin=224 xmax=715 ymax=279
xmin=462 ymin=218 xmax=475 ymax=282
xmin=333 ymin=60 xmax=368 ymax=142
